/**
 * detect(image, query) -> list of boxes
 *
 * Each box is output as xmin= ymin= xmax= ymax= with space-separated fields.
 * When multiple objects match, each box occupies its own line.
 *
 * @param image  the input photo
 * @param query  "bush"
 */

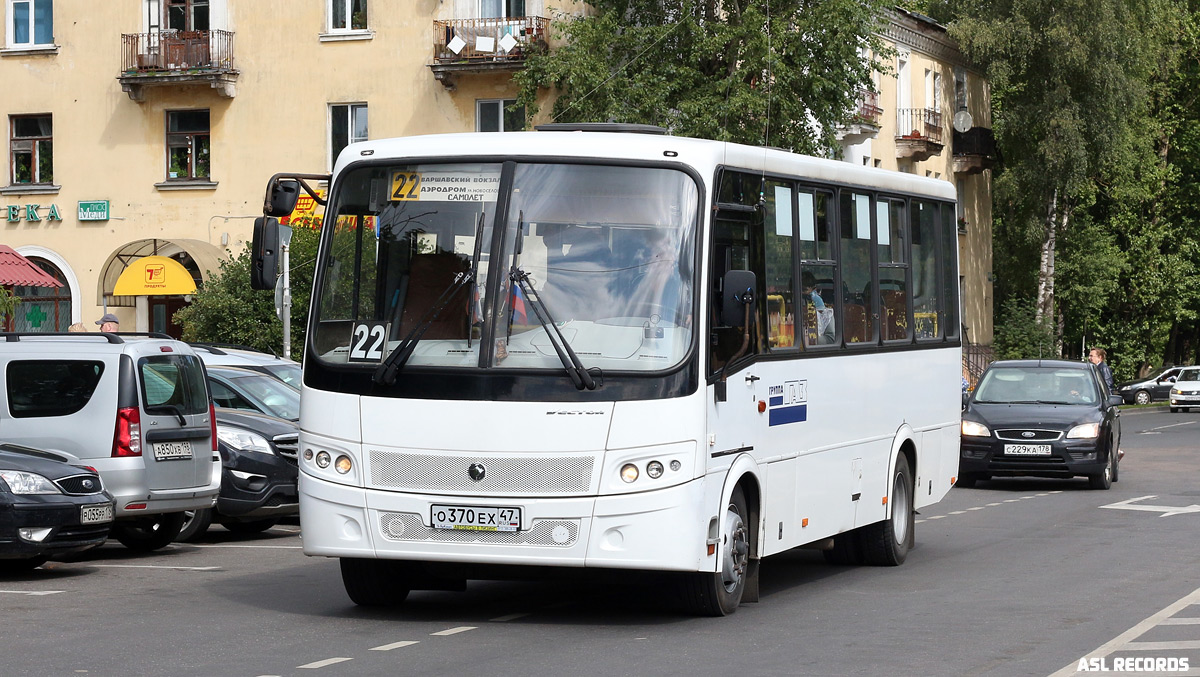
xmin=993 ymin=297 xmax=1056 ymax=360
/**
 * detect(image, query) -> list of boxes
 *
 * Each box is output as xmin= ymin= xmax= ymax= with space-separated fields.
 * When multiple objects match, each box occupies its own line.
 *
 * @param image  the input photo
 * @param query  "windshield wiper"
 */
xmin=145 ymin=404 xmax=187 ymax=425
xmin=509 ymin=266 xmax=597 ymax=391
xmin=373 ymin=214 xmax=486 ymax=386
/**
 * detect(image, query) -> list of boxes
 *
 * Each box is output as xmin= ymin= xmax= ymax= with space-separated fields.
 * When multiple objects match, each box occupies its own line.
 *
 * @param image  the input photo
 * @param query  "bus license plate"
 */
xmin=1004 ymin=444 xmax=1051 ymax=456
xmin=153 ymin=441 xmax=193 ymax=461
xmin=81 ymin=503 xmax=113 ymax=524
xmin=431 ymin=505 xmax=520 ymax=532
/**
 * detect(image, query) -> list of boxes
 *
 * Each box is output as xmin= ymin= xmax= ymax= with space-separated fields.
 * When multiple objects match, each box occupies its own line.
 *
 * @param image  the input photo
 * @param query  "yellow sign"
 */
xmin=113 ymin=256 xmax=197 ymax=296
xmin=284 ymin=188 xmax=326 ymax=229
xmin=390 ymin=172 xmax=422 ymax=201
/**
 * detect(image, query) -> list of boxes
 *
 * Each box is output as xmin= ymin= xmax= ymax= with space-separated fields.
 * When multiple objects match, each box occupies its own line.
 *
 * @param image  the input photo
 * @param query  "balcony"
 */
xmin=952 ymin=126 xmax=997 ymax=175
xmin=119 ymin=30 xmax=238 ymax=102
xmin=894 ymin=108 xmax=944 ymax=162
xmin=429 ymin=16 xmax=550 ymax=89
xmin=836 ymin=89 xmax=884 ymax=146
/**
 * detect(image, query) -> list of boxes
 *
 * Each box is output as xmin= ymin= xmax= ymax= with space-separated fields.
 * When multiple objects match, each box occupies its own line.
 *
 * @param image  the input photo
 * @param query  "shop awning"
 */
xmin=113 ymin=255 xmax=197 ymax=296
xmin=0 ymin=245 xmax=62 ymax=287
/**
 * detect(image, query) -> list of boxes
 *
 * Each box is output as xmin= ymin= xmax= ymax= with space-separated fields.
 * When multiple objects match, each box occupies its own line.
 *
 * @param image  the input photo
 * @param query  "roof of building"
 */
xmin=0 ymin=245 xmax=63 ymax=288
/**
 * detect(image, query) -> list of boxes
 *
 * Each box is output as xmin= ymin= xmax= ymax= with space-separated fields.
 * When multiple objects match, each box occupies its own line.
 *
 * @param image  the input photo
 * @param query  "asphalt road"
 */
xmin=2 ymin=408 xmax=1198 ymax=677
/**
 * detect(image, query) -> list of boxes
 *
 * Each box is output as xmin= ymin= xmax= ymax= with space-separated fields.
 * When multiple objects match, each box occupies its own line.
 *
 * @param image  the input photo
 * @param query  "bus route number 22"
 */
xmin=391 ymin=172 xmax=421 ymax=201
xmin=348 ymin=321 xmax=389 ymax=362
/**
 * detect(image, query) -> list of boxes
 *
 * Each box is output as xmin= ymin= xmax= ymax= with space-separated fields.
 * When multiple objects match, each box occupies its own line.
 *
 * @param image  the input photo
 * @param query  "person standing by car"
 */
xmin=1089 ymin=347 xmax=1114 ymax=392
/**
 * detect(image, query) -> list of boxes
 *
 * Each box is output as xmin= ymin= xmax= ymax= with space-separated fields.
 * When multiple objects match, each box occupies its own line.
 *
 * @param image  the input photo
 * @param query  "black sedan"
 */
xmin=206 ymin=365 xmax=300 ymax=421
xmin=178 ymin=409 xmax=298 ymax=541
xmin=0 ymin=443 xmax=113 ymax=571
xmin=1115 ymin=365 xmax=1184 ymax=405
xmin=959 ymin=359 xmax=1123 ymax=489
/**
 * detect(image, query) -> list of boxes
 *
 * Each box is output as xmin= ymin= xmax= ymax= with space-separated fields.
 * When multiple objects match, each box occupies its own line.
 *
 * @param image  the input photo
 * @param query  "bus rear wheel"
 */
xmin=340 ymin=558 xmax=411 ymax=606
xmin=860 ymin=454 xmax=914 ymax=566
xmin=682 ymin=486 xmax=749 ymax=616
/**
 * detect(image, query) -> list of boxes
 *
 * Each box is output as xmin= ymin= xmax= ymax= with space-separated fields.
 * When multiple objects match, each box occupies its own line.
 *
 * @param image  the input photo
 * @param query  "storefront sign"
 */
xmin=78 ymin=200 xmax=110 ymax=221
xmin=5 ymin=203 xmax=63 ymax=223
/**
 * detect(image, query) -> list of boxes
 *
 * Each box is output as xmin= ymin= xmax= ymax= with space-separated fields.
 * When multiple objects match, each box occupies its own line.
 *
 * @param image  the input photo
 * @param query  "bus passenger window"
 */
xmin=800 ymin=190 xmax=837 ymax=347
xmin=840 ymin=191 xmax=875 ymax=344
xmin=911 ymin=200 xmax=941 ymax=340
xmin=763 ymin=181 xmax=796 ymax=350
xmin=878 ymin=198 xmax=910 ymax=342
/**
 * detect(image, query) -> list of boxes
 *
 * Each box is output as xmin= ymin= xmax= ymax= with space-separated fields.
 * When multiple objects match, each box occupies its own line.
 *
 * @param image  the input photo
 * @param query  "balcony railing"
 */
xmin=851 ymin=89 xmax=883 ymax=126
xmin=433 ymin=16 xmax=549 ymax=62
xmin=953 ymin=126 xmax=996 ymax=157
xmin=895 ymin=108 xmax=943 ymax=144
xmin=119 ymin=30 xmax=238 ymax=101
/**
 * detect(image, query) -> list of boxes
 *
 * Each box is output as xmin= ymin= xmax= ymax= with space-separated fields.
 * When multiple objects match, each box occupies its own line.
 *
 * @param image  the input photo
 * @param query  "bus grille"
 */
xmin=368 ymin=450 xmax=594 ymax=495
xmin=378 ymin=512 xmax=580 ymax=547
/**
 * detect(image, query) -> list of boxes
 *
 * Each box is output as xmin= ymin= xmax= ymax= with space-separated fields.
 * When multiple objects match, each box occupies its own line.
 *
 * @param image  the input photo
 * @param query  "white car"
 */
xmin=1169 ymin=367 xmax=1200 ymax=413
xmin=190 ymin=343 xmax=301 ymax=390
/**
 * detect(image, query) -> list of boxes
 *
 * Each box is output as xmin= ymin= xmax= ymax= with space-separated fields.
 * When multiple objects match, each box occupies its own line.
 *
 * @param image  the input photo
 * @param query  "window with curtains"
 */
xmin=477 ymin=99 xmax=524 ymax=132
xmin=9 ymin=114 xmax=52 ymax=185
xmin=329 ymin=0 xmax=367 ymax=31
xmin=7 ymin=0 xmax=53 ymax=48
xmin=330 ymin=103 xmax=368 ymax=167
xmin=481 ymin=0 xmax=524 ymax=18
xmin=165 ymin=110 xmax=210 ymax=181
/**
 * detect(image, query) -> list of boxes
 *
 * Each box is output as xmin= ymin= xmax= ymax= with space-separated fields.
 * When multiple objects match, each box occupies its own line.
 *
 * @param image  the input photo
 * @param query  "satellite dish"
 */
xmin=953 ymin=110 xmax=974 ymax=133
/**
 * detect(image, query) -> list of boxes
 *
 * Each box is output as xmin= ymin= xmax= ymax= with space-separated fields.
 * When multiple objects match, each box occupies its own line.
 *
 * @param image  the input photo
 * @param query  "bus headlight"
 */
xmin=646 ymin=461 xmax=664 ymax=479
xmin=620 ymin=464 xmax=639 ymax=483
xmin=335 ymin=455 xmax=353 ymax=474
xmin=315 ymin=451 xmax=331 ymax=468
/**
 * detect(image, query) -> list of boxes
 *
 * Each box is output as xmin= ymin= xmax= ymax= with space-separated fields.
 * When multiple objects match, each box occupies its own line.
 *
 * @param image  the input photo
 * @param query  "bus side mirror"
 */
xmin=721 ymin=270 xmax=757 ymax=327
xmin=265 ymin=179 xmax=301 ymax=217
xmin=251 ymin=216 xmax=280 ymax=290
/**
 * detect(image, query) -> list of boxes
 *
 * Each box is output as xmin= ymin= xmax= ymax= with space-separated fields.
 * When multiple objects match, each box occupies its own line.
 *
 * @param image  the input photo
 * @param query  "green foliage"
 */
xmin=993 ymin=297 xmax=1055 ymax=360
xmin=0 ymin=287 xmax=20 ymax=325
xmin=514 ymin=0 xmax=894 ymax=155
xmin=174 ymin=227 xmax=320 ymax=358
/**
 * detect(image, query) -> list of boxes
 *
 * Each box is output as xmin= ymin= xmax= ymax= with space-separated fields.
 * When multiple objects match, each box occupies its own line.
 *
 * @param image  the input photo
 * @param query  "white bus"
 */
xmin=252 ymin=124 xmax=962 ymax=615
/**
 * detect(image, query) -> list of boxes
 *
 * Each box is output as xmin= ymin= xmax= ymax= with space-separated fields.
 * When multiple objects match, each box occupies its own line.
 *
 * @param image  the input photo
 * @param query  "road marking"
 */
xmin=1161 ymin=617 xmax=1200 ymax=625
xmin=0 ymin=590 xmax=63 ymax=596
xmin=191 ymin=544 xmax=303 ymax=549
xmin=1101 ymin=495 xmax=1200 ymax=517
xmin=987 ymin=502 xmax=1003 ymax=506
xmin=1124 ymin=640 xmax=1200 ymax=650
xmin=370 ymin=641 xmax=419 ymax=651
xmin=1142 ymin=421 xmax=1196 ymax=433
xmin=926 ymin=515 xmax=946 ymax=520
xmin=297 ymin=657 xmax=353 ymax=669
xmin=491 ymin=612 xmax=531 ymax=622
xmin=431 ymin=626 xmax=477 ymax=636
xmin=949 ymin=510 xmax=966 ymax=515
xmin=967 ymin=506 xmax=986 ymax=511
xmin=92 ymin=564 xmax=220 ymax=571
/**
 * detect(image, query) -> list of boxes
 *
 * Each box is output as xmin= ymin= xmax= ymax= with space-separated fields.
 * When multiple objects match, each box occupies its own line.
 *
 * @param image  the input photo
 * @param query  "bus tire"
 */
xmin=860 ymin=454 xmax=914 ymax=566
xmin=822 ymin=531 xmax=864 ymax=565
xmin=340 ymin=558 xmax=411 ymax=607
xmin=681 ymin=486 xmax=750 ymax=616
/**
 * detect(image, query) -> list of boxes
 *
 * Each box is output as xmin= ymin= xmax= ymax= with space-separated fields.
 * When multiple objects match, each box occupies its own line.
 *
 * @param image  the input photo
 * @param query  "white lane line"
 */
xmin=1160 ymin=617 xmax=1200 ymax=625
xmin=192 ymin=544 xmax=303 ymax=550
xmin=987 ymin=502 xmax=1003 ymax=506
xmin=431 ymin=626 xmax=477 ymax=636
xmin=968 ymin=506 xmax=986 ymax=511
xmin=1144 ymin=421 xmax=1196 ymax=432
xmin=491 ymin=612 xmax=531 ymax=622
xmin=926 ymin=515 xmax=946 ymax=520
xmin=948 ymin=510 xmax=966 ymax=515
xmin=297 ymin=657 xmax=353 ymax=669
xmin=0 ymin=590 xmax=64 ymax=596
xmin=1004 ymin=499 xmax=1020 ymax=503
xmin=1124 ymin=640 xmax=1200 ymax=650
xmin=370 ymin=641 xmax=419 ymax=651
xmin=92 ymin=564 xmax=220 ymax=571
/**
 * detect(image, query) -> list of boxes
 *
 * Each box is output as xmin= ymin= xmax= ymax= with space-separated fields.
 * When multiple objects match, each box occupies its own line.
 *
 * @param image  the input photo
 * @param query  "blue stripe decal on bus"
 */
xmin=769 ymin=404 xmax=807 ymax=426
xmin=769 ymin=396 xmax=783 ymax=407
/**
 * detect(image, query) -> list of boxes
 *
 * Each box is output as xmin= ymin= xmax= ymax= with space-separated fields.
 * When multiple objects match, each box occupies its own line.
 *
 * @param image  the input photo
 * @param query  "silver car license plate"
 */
xmin=81 ymin=503 xmax=113 ymax=524
xmin=1004 ymin=443 xmax=1051 ymax=456
xmin=153 ymin=441 xmax=193 ymax=461
xmin=431 ymin=505 xmax=520 ymax=532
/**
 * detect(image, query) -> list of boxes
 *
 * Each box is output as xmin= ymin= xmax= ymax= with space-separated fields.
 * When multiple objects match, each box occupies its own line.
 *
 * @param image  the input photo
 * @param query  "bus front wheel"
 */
xmin=682 ymin=486 xmax=750 ymax=616
xmin=860 ymin=454 xmax=914 ymax=566
xmin=340 ymin=558 xmax=411 ymax=606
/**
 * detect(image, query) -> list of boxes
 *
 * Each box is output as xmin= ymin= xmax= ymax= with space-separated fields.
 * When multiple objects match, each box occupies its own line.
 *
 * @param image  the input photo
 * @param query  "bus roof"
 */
xmin=336 ymin=130 xmax=958 ymax=201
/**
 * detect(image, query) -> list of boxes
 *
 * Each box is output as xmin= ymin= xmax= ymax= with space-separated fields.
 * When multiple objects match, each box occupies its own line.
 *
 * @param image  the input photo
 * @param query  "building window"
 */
xmin=329 ymin=0 xmax=367 ymax=31
xmin=10 ymin=114 xmax=52 ymax=185
xmin=7 ymin=0 xmax=53 ymax=47
xmin=330 ymin=103 xmax=368 ymax=167
xmin=481 ymin=0 xmax=524 ymax=18
xmin=166 ymin=0 xmax=209 ymax=31
xmin=166 ymin=110 xmax=210 ymax=180
xmin=477 ymin=99 xmax=524 ymax=132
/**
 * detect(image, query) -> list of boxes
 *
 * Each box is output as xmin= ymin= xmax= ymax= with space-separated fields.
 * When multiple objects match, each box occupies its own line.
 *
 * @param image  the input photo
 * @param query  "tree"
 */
xmin=174 ymin=226 xmax=320 ymax=358
xmin=514 ymin=0 xmax=895 ymax=156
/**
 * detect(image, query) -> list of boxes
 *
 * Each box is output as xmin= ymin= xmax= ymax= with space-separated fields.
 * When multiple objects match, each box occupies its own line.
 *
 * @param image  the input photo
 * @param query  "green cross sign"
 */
xmin=24 ymin=304 xmax=48 ymax=328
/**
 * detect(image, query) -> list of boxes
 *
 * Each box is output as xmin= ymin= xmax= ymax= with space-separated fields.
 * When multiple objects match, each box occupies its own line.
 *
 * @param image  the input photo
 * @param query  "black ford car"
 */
xmin=178 ymin=409 xmax=298 ymax=541
xmin=959 ymin=359 xmax=1123 ymax=490
xmin=0 ymin=442 xmax=113 ymax=572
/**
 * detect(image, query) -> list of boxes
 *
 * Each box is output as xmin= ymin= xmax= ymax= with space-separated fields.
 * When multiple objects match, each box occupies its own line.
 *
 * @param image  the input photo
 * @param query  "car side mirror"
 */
xmin=250 ymin=217 xmax=280 ymax=291
xmin=1109 ymin=395 xmax=1125 ymax=407
xmin=264 ymin=179 xmax=301 ymax=217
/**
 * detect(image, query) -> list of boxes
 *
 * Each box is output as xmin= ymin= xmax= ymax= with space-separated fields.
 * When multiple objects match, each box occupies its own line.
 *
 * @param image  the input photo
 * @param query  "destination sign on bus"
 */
xmin=390 ymin=171 xmax=501 ymax=203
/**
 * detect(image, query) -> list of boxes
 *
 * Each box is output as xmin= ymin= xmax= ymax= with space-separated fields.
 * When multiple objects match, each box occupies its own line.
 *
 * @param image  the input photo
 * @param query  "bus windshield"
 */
xmin=311 ymin=161 xmax=699 ymax=374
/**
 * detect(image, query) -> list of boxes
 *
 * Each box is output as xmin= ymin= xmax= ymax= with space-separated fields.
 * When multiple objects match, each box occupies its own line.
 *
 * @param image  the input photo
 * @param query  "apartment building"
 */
xmin=2 ymin=1 xmax=993 ymax=348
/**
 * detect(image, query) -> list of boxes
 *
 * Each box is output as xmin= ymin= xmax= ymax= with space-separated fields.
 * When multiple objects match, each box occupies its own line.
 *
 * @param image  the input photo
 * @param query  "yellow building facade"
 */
xmin=1 ymin=1 xmax=992 ymax=347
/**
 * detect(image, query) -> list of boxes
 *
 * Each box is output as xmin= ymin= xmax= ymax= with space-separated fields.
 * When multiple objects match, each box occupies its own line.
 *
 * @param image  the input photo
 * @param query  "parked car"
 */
xmin=1169 ymin=367 xmax=1200 ymax=413
xmin=205 ymin=365 xmax=300 ymax=421
xmin=1115 ymin=365 xmax=1185 ymax=405
xmin=0 ymin=442 xmax=114 ymax=572
xmin=959 ymin=359 xmax=1123 ymax=490
xmin=178 ymin=409 xmax=298 ymax=541
xmin=190 ymin=343 xmax=301 ymax=390
xmin=0 ymin=333 xmax=220 ymax=551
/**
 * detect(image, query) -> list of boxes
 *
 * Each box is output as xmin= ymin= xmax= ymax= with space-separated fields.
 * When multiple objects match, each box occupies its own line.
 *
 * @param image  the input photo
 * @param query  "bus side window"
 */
xmin=840 ymin=191 xmax=875 ymax=345
xmin=762 ymin=181 xmax=796 ymax=350
xmin=911 ymin=200 xmax=942 ymax=340
xmin=709 ymin=216 xmax=756 ymax=373
xmin=800 ymin=190 xmax=837 ymax=347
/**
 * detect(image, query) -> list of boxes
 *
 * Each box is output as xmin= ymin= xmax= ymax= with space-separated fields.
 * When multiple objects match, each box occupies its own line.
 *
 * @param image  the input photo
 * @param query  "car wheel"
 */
xmin=340 ymin=558 xmax=411 ymax=606
xmin=1134 ymin=390 xmax=1151 ymax=405
xmin=1112 ymin=450 xmax=1121 ymax=483
xmin=680 ymin=486 xmax=750 ymax=616
xmin=177 ymin=508 xmax=213 ymax=542
xmin=111 ymin=512 xmax=187 ymax=551
xmin=860 ymin=454 xmax=915 ymax=566
xmin=221 ymin=518 xmax=280 ymax=535
xmin=1089 ymin=453 xmax=1114 ymax=490
xmin=1170 ymin=407 xmax=1180 ymax=413
xmin=0 ymin=556 xmax=48 ymax=573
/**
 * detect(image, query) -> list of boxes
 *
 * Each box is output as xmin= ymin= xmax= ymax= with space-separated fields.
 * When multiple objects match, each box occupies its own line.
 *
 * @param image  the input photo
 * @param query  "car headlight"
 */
xmin=0 ymin=470 xmax=62 ymax=495
xmin=961 ymin=420 xmax=991 ymax=437
xmin=216 ymin=426 xmax=275 ymax=455
xmin=1171 ymin=388 xmax=1181 ymax=395
xmin=1067 ymin=422 xmax=1101 ymax=439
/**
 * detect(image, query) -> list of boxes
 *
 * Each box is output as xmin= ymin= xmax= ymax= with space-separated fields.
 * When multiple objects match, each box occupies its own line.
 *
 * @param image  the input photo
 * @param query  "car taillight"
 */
xmin=113 ymin=406 xmax=142 ymax=457
xmin=209 ymin=402 xmax=218 ymax=453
